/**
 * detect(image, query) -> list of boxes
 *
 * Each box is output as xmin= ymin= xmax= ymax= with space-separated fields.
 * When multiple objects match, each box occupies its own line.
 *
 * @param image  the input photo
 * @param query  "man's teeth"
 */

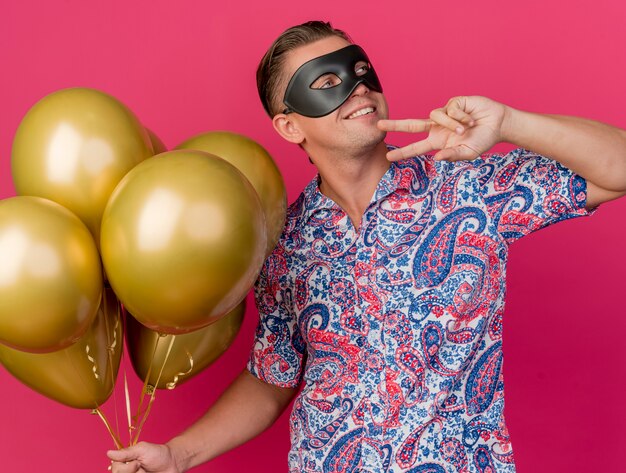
xmin=347 ymin=107 xmax=374 ymax=119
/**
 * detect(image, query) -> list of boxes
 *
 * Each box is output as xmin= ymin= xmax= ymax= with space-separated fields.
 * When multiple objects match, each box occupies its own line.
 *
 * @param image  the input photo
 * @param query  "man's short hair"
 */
xmin=257 ymin=21 xmax=351 ymax=117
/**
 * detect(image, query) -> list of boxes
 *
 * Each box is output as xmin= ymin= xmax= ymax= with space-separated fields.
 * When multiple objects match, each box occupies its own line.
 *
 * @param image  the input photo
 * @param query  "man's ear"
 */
xmin=272 ymin=113 xmax=304 ymax=144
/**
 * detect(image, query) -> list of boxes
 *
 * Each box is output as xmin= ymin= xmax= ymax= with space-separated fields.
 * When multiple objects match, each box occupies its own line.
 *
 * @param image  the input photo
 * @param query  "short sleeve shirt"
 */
xmin=247 ymin=148 xmax=592 ymax=473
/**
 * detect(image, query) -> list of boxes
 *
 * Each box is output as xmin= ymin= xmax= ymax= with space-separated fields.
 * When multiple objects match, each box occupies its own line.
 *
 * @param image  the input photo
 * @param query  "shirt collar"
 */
xmin=300 ymin=145 xmax=414 ymax=224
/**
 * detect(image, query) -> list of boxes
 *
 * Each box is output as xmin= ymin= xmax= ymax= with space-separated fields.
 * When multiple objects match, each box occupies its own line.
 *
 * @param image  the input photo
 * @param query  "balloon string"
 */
xmin=152 ymin=334 xmax=176 ymax=394
xmin=165 ymin=350 xmax=194 ymax=390
xmin=85 ymin=345 xmax=100 ymax=379
xmin=131 ymin=328 xmax=160 ymax=433
xmin=102 ymin=296 xmax=119 ymax=438
xmin=62 ymin=345 xmax=122 ymax=449
xmin=124 ymin=371 xmax=133 ymax=445
xmin=131 ymin=335 xmax=176 ymax=445
xmin=131 ymin=389 xmax=156 ymax=446
xmin=92 ymin=407 xmax=123 ymax=449
xmin=102 ymin=271 xmax=122 ymax=446
xmin=103 ymin=294 xmax=121 ymax=446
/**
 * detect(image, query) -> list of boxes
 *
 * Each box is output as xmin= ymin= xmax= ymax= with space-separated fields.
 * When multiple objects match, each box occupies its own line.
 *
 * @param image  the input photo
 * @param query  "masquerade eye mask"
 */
xmin=282 ymin=44 xmax=383 ymax=118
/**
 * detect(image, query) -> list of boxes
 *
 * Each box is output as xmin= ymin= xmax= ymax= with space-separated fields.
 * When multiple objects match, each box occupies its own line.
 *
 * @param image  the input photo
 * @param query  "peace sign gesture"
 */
xmin=377 ymin=96 xmax=510 ymax=162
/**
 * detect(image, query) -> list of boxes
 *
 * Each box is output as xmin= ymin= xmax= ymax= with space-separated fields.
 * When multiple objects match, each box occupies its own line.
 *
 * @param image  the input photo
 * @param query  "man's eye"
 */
xmin=355 ymin=62 xmax=370 ymax=76
xmin=311 ymin=74 xmax=341 ymax=89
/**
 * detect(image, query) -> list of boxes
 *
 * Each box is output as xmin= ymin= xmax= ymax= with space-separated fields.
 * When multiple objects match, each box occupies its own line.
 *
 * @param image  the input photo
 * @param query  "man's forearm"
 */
xmin=501 ymin=107 xmax=626 ymax=193
xmin=166 ymin=370 xmax=298 ymax=471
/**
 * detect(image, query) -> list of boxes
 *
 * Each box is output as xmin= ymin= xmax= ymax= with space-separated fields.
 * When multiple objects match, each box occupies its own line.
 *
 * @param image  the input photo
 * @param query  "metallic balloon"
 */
xmin=146 ymin=128 xmax=167 ymax=155
xmin=177 ymin=131 xmax=287 ymax=256
xmin=11 ymin=87 xmax=154 ymax=243
xmin=100 ymin=150 xmax=266 ymax=334
xmin=0 ymin=196 xmax=103 ymax=352
xmin=126 ymin=300 xmax=245 ymax=390
xmin=0 ymin=288 xmax=123 ymax=409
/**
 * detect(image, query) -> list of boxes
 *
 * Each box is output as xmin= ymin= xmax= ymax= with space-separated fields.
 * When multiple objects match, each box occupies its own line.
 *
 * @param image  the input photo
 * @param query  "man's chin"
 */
xmin=346 ymin=129 xmax=386 ymax=152
xmin=363 ymin=129 xmax=387 ymax=146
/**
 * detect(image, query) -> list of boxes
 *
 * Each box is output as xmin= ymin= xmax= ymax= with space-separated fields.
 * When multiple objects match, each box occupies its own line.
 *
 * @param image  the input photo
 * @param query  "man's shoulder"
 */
xmin=269 ymin=190 xmax=309 ymax=253
xmin=285 ymin=191 xmax=308 ymax=225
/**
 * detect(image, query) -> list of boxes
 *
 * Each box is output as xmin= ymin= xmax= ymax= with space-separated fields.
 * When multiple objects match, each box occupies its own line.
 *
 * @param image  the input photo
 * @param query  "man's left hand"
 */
xmin=377 ymin=96 xmax=509 ymax=162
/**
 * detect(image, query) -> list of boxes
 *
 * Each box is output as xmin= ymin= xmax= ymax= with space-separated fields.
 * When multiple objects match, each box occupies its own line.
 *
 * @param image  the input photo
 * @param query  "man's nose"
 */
xmin=351 ymin=82 xmax=370 ymax=97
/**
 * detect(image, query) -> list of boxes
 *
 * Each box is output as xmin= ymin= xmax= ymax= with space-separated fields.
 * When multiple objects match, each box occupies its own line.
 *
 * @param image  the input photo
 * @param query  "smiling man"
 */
xmin=109 ymin=21 xmax=626 ymax=473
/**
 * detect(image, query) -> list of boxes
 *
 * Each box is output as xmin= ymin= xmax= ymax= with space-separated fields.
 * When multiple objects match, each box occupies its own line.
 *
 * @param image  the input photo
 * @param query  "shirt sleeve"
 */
xmin=477 ymin=148 xmax=595 ymax=244
xmin=247 ymin=253 xmax=305 ymax=388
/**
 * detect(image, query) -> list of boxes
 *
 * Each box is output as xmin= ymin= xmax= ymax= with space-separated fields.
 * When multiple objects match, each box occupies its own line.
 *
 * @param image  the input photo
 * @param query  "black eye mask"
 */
xmin=282 ymin=44 xmax=383 ymax=118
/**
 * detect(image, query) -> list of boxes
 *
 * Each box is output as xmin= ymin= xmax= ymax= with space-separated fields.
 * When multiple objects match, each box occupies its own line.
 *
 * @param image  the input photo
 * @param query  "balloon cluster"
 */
xmin=0 ymin=88 xmax=286 ymax=422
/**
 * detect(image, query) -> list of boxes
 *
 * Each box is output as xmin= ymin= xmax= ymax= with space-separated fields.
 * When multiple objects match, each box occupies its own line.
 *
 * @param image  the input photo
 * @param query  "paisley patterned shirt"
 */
xmin=247 ymin=148 xmax=592 ymax=473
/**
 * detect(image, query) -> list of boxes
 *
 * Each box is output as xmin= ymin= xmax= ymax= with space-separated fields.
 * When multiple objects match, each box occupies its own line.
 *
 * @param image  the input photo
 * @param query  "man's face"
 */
xmin=275 ymin=36 xmax=389 ymax=158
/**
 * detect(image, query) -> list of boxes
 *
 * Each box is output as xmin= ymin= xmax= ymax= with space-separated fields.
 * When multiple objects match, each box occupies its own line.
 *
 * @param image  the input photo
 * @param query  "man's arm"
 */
xmin=378 ymin=96 xmax=626 ymax=209
xmin=107 ymin=370 xmax=297 ymax=473
xmin=500 ymin=109 xmax=626 ymax=209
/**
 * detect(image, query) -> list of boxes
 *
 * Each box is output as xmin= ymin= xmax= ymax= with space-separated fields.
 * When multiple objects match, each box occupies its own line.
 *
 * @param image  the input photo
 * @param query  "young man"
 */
xmin=108 ymin=21 xmax=626 ymax=473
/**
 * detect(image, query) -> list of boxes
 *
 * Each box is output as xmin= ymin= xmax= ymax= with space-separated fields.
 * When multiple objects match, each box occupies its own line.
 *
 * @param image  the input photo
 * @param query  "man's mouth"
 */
xmin=346 ymin=106 xmax=375 ymax=119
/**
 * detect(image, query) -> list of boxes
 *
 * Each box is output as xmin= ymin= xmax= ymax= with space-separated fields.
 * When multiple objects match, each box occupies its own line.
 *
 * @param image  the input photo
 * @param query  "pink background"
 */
xmin=1 ymin=0 xmax=625 ymax=471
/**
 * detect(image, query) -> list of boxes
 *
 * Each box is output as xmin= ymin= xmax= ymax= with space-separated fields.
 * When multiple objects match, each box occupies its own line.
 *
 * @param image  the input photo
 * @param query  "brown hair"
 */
xmin=256 ymin=21 xmax=351 ymax=117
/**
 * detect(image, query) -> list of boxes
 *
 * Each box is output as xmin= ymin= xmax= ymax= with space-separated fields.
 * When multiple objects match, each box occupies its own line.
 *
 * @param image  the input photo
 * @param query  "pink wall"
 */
xmin=1 ymin=0 xmax=625 ymax=471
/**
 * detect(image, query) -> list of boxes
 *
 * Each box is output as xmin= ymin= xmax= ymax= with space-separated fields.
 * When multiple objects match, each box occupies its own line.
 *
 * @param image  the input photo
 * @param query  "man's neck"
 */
xmin=314 ymin=141 xmax=390 ymax=229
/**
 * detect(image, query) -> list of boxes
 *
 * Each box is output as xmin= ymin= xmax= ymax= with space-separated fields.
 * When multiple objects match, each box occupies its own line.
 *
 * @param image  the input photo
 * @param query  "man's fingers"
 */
xmin=446 ymin=105 xmax=475 ymax=126
xmin=109 ymin=460 xmax=142 ymax=473
xmin=377 ymin=119 xmax=432 ymax=134
xmin=434 ymin=144 xmax=479 ymax=162
xmin=429 ymin=108 xmax=466 ymax=134
xmin=107 ymin=449 xmax=137 ymax=463
xmin=386 ymin=139 xmax=436 ymax=161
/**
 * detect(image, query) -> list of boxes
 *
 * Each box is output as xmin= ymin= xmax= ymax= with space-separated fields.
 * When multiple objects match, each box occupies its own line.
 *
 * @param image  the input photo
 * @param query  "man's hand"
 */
xmin=107 ymin=441 xmax=182 ymax=473
xmin=377 ymin=96 xmax=509 ymax=162
xmin=105 ymin=371 xmax=297 ymax=473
